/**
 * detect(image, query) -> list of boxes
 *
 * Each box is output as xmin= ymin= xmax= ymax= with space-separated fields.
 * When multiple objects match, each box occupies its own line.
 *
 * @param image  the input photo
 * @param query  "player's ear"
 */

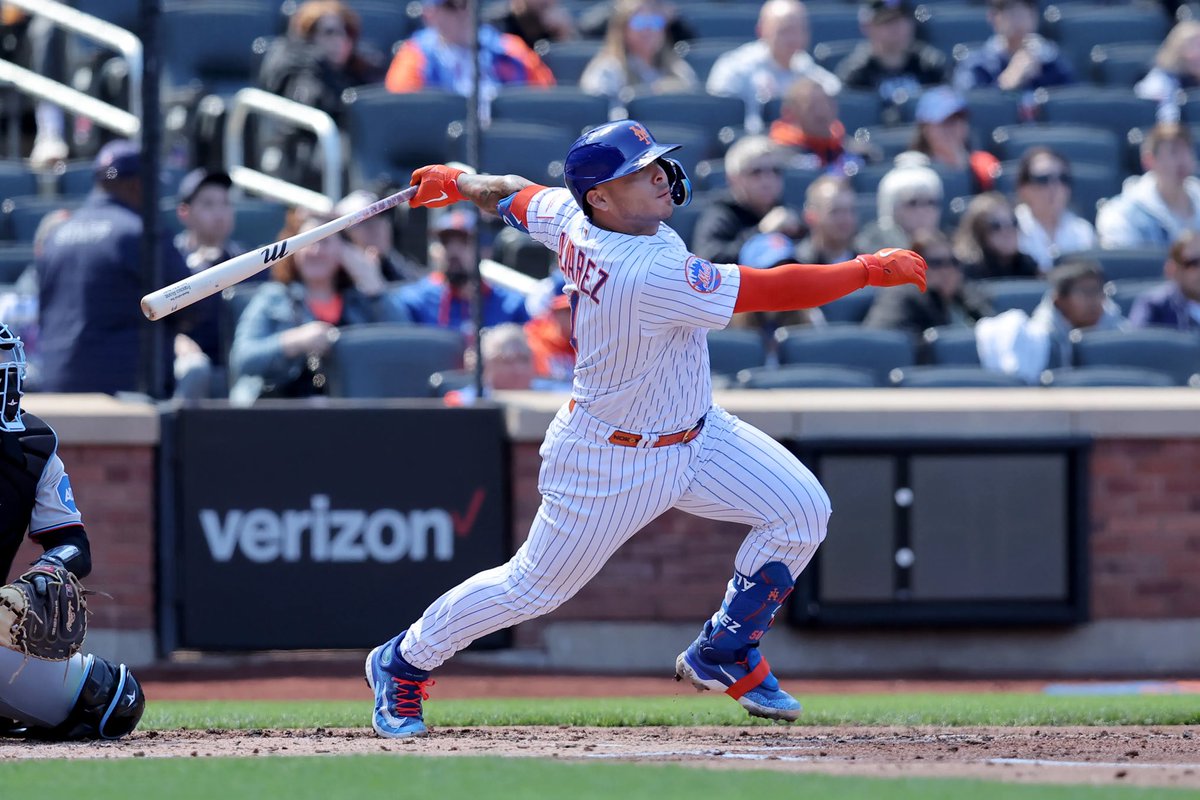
xmin=587 ymin=186 xmax=609 ymax=214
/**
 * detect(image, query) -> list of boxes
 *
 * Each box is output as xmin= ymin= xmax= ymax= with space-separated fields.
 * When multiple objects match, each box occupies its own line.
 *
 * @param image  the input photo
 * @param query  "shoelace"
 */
xmin=390 ymin=677 xmax=435 ymax=718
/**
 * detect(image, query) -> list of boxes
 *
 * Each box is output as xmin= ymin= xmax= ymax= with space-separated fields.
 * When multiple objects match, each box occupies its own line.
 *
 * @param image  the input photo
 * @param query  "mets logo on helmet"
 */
xmin=630 ymin=124 xmax=652 ymax=145
xmin=685 ymin=256 xmax=722 ymax=293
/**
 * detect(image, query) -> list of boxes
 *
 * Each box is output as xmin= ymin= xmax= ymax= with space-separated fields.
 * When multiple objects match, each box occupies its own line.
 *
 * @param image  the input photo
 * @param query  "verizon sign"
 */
xmin=165 ymin=406 xmax=509 ymax=650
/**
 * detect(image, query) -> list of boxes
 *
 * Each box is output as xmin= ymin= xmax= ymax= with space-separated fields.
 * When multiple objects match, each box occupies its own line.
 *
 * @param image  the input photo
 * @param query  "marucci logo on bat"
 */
xmin=261 ymin=241 xmax=288 ymax=264
xmin=199 ymin=492 xmax=483 ymax=564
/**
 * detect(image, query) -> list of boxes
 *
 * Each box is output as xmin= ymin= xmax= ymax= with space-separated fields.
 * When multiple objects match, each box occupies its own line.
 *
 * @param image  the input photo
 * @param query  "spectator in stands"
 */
xmin=228 ymin=207 xmax=406 ymax=404
xmin=394 ymin=208 xmax=531 ymax=333
xmin=1128 ymin=229 xmax=1200 ymax=333
xmin=335 ymin=190 xmax=426 ymax=283
xmin=37 ymin=141 xmax=194 ymax=397
xmin=386 ymin=0 xmax=554 ymax=113
xmin=576 ymin=0 xmax=693 ymax=45
xmin=856 ymin=153 xmax=943 ymax=252
xmin=769 ymin=79 xmax=869 ymax=175
xmin=692 ymin=136 xmax=802 ymax=264
xmin=580 ymin=0 xmax=699 ymax=104
xmin=905 ymin=86 xmax=999 ymax=193
xmin=864 ymin=230 xmax=991 ymax=337
xmin=483 ymin=0 xmax=577 ymax=49
xmin=727 ymin=232 xmax=822 ymax=353
xmin=444 ymin=322 xmax=548 ymax=406
xmin=977 ymin=259 xmax=1124 ymax=383
xmin=706 ymin=0 xmax=841 ymax=133
xmin=1014 ymin=147 xmax=1096 ymax=271
xmin=2 ymin=7 xmax=68 ymax=167
xmin=953 ymin=192 xmax=1039 ymax=280
xmin=1096 ymin=123 xmax=1200 ymax=250
xmin=1135 ymin=21 xmax=1200 ymax=111
xmin=173 ymin=168 xmax=247 ymax=398
xmin=952 ymin=0 xmax=1073 ymax=95
xmin=258 ymin=1 xmax=387 ymax=190
xmin=0 ymin=209 xmax=66 ymax=389
xmin=795 ymin=175 xmax=858 ymax=264
xmin=836 ymin=0 xmax=947 ymax=110
xmin=523 ymin=273 xmax=575 ymax=390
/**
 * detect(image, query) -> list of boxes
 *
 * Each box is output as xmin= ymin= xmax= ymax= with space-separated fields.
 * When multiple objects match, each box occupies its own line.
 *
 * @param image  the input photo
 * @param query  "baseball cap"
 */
xmin=432 ymin=208 xmax=477 ymax=236
xmin=914 ymin=86 xmax=968 ymax=125
xmin=93 ymin=140 xmax=141 ymax=181
xmin=177 ymin=167 xmax=232 ymax=204
xmin=860 ymin=0 xmax=914 ymax=23
xmin=738 ymin=232 xmax=796 ymax=269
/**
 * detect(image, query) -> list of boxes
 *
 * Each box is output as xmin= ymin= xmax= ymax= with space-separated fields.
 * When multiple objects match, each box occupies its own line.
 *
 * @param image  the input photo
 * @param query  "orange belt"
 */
xmin=569 ymin=399 xmax=705 ymax=448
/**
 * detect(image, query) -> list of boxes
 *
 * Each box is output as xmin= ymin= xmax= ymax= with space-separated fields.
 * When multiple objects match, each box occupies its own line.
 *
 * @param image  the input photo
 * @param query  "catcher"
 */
xmin=0 ymin=324 xmax=144 ymax=740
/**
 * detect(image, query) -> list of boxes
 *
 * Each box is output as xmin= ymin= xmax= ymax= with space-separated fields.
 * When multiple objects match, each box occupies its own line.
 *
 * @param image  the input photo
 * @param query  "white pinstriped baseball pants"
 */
xmin=400 ymin=403 xmax=832 ymax=671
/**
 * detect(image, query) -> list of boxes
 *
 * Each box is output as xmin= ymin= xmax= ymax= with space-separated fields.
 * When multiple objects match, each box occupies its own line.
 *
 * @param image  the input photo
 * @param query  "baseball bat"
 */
xmin=140 ymin=184 xmax=420 ymax=321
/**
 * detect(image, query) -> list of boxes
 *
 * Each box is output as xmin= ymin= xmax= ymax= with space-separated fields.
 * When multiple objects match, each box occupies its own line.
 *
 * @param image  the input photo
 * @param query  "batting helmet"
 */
xmin=563 ymin=120 xmax=692 ymax=217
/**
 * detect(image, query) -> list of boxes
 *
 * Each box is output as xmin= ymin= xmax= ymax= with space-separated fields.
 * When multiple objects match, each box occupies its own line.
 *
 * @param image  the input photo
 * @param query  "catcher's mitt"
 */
xmin=0 ymin=565 xmax=88 ymax=661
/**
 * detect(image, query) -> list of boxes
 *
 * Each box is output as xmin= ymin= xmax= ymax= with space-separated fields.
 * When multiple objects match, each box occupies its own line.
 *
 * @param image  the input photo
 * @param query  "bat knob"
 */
xmin=140 ymin=297 xmax=158 ymax=321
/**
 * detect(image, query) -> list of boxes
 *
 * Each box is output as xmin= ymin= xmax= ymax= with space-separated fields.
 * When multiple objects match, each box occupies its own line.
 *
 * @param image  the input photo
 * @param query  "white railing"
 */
xmin=0 ymin=0 xmax=143 ymax=138
xmin=224 ymin=88 xmax=342 ymax=214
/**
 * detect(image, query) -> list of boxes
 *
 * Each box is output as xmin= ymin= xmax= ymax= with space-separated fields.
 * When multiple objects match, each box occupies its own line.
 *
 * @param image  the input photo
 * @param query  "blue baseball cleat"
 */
xmin=365 ymin=636 xmax=435 ymax=739
xmin=674 ymin=622 xmax=802 ymax=722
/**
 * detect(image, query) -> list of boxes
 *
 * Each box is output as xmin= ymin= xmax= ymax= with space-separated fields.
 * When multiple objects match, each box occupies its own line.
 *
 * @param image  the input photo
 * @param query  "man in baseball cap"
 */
xmin=837 ymin=0 xmax=948 ymax=114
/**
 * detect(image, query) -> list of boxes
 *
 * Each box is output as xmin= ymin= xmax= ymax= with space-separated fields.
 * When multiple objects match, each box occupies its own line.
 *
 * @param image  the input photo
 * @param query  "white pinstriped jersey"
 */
xmin=519 ymin=188 xmax=742 ymax=434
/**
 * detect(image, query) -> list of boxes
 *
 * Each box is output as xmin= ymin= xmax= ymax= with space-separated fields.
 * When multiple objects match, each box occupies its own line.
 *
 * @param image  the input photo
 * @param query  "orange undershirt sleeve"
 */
xmin=733 ymin=260 xmax=870 ymax=314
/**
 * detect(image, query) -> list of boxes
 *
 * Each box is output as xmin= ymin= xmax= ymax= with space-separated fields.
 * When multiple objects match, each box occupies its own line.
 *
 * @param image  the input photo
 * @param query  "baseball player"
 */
xmin=0 ymin=325 xmax=145 ymax=740
xmin=366 ymin=121 xmax=927 ymax=738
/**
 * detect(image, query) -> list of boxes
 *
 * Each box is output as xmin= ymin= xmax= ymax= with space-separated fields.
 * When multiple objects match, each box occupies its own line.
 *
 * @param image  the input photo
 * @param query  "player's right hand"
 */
xmin=409 ymin=165 xmax=466 ymax=208
xmin=857 ymin=248 xmax=928 ymax=292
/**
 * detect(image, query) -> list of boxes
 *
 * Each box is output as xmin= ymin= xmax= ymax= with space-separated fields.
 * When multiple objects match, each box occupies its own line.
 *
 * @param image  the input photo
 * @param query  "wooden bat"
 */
xmin=140 ymin=185 xmax=420 ymax=321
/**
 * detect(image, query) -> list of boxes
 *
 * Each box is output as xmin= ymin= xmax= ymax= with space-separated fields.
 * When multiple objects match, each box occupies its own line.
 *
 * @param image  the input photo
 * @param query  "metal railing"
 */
xmin=0 ymin=0 xmax=143 ymax=139
xmin=224 ymin=88 xmax=342 ymax=214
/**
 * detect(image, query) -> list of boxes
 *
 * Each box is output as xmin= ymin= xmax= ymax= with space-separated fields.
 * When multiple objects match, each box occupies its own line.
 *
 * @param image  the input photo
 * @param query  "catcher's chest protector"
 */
xmin=0 ymin=413 xmax=56 ymax=582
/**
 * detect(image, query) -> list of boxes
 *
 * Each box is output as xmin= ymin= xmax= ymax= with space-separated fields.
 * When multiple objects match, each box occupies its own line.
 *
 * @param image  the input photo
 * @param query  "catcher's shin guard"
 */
xmin=43 ymin=655 xmax=145 ymax=740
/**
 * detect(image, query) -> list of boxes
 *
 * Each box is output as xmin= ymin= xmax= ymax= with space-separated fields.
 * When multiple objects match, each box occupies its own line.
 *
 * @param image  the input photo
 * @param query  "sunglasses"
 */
xmin=629 ymin=12 xmax=667 ymax=32
xmin=314 ymin=25 xmax=348 ymax=37
xmin=901 ymin=196 xmax=939 ymax=208
xmin=987 ymin=216 xmax=1017 ymax=231
xmin=1027 ymin=172 xmax=1071 ymax=187
xmin=1177 ymin=256 xmax=1200 ymax=269
xmin=746 ymin=165 xmax=783 ymax=177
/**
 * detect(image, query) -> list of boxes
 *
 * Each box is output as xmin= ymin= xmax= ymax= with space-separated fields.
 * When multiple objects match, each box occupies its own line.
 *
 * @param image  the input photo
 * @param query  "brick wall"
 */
xmin=510 ymin=438 xmax=1200 ymax=645
xmin=14 ymin=445 xmax=155 ymax=631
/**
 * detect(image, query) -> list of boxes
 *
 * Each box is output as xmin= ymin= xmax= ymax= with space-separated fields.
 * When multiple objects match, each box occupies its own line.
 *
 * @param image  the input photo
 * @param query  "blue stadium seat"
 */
xmin=707 ymin=328 xmax=767 ymax=376
xmin=915 ymin=5 xmax=993 ymax=53
xmin=0 ymin=162 xmax=39 ymax=201
xmin=990 ymin=125 xmax=1121 ymax=169
xmin=858 ymin=126 xmax=917 ymax=162
xmin=345 ymin=88 xmax=467 ymax=186
xmin=921 ymin=325 xmax=980 ymax=365
xmin=812 ymin=38 xmax=860 ymax=72
xmin=963 ymin=90 xmax=1023 ymax=140
xmin=807 ymin=4 xmax=865 ymax=45
xmin=643 ymin=123 xmax=720 ymax=172
xmin=1035 ymin=87 xmax=1159 ymax=143
xmin=781 ymin=166 xmax=823 ymax=208
xmin=231 ymin=200 xmax=289 ymax=248
xmin=889 ymin=365 xmax=1027 ymax=387
xmin=342 ymin=0 xmax=422 ymax=61
xmin=679 ymin=39 xmax=752 ymax=84
xmin=681 ymin=4 xmax=760 ymax=41
xmin=429 ymin=368 xmax=474 ymax=398
xmin=479 ymin=122 xmax=579 ymax=186
xmin=1042 ymin=5 xmax=1171 ymax=75
xmin=1070 ymin=248 xmax=1167 ymax=282
xmin=1090 ymin=42 xmax=1157 ymax=86
xmin=493 ymin=226 xmax=555 ymax=280
xmin=491 ymin=87 xmax=609 ymax=137
xmin=692 ymin=159 xmax=727 ymax=193
xmin=55 ymin=160 xmax=98 ymax=197
xmin=669 ymin=204 xmax=702 ymax=250
xmin=735 ymin=364 xmax=878 ymax=388
xmin=1070 ymin=328 xmax=1200 ymax=385
xmin=818 ymin=287 xmax=877 ymax=325
xmin=838 ymin=90 xmax=883 ymax=133
xmin=625 ymin=93 xmax=747 ymax=145
xmin=979 ymin=278 xmax=1047 ymax=315
xmin=161 ymin=2 xmax=278 ymax=97
xmin=219 ymin=282 xmax=267 ymax=367
xmin=324 ymin=323 xmax=464 ymax=398
xmin=1042 ymin=366 xmax=1176 ymax=387
xmin=1104 ymin=278 xmax=1164 ymax=317
xmin=1 ymin=197 xmax=82 ymax=244
xmin=774 ymin=324 xmax=916 ymax=382
xmin=0 ymin=245 xmax=34 ymax=284
xmin=537 ymin=40 xmax=602 ymax=85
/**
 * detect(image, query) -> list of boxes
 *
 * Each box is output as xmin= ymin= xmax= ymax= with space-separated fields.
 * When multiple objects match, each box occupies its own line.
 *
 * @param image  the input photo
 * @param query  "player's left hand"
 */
xmin=409 ymin=165 xmax=466 ymax=208
xmin=857 ymin=248 xmax=928 ymax=292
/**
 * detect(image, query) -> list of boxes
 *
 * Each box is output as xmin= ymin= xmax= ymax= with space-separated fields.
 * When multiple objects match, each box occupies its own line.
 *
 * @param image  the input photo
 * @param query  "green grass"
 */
xmin=0 ymin=755 xmax=1196 ymax=800
xmin=139 ymin=693 xmax=1200 ymax=731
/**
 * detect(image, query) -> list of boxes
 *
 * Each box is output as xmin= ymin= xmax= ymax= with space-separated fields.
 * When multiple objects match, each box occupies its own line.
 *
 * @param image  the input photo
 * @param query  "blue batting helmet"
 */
xmin=563 ymin=120 xmax=692 ymax=216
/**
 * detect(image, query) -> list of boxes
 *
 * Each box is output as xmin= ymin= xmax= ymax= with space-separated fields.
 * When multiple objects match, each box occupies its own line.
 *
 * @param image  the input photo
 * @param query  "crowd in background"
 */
xmin=1 ymin=0 xmax=1200 ymax=402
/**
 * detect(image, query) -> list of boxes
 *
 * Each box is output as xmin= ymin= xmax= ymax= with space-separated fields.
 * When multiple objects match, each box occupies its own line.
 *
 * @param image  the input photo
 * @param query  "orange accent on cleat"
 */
xmin=724 ymin=655 xmax=772 ymax=700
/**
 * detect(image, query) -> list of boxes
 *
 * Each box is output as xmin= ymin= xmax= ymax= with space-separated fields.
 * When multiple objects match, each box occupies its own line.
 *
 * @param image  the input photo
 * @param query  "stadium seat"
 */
xmin=624 ymin=93 xmax=747 ymax=143
xmin=963 ymin=90 xmax=1023 ymax=140
xmin=493 ymin=226 xmax=555 ymax=280
xmin=679 ymin=39 xmax=752 ymax=84
xmin=993 ymin=160 xmax=1120 ymax=222
xmin=231 ymin=200 xmax=289 ymax=248
xmin=735 ymin=364 xmax=878 ymax=389
xmin=921 ymin=325 xmax=980 ymax=365
xmin=774 ymin=324 xmax=916 ymax=382
xmin=1042 ymin=5 xmax=1171 ymax=75
xmin=345 ymin=88 xmax=467 ymax=187
xmin=858 ymin=125 xmax=917 ymax=162
xmin=1070 ymin=328 xmax=1200 ymax=385
xmin=324 ymin=324 xmax=464 ymax=398
xmin=707 ymin=328 xmax=767 ymax=376
xmin=812 ymin=39 xmax=860 ymax=72
xmin=837 ymin=90 xmax=883 ymax=133
xmin=781 ymin=166 xmax=823 ymax=208
xmin=72 ymin=0 xmax=141 ymax=32
xmin=161 ymin=2 xmax=278 ymax=97
xmin=990 ymin=125 xmax=1121 ymax=169
xmin=643 ymin=123 xmax=719 ymax=172
xmin=1041 ymin=366 xmax=1176 ymax=387
xmin=979 ymin=278 xmax=1047 ymax=315
xmin=1 ymin=197 xmax=82 ymax=244
xmin=55 ymin=160 xmax=98 ymax=197
xmin=0 ymin=245 xmax=33 ymax=285
xmin=342 ymin=0 xmax=422 ymax=61
xmin=1070 ymin=248 xmax=1167 ymax=282
xmin=818 ymin=287 xmax=877 ymax=324
xmin=219 ymin=282 xmax=267 ymax=365
xmin=915 ymin=5 xmax=993 ymax=53
xmin=681 ymin=4 xmax=760 ymax=41
xmin=537 ymin=40 xmax=602 ymax=86
xmin=692 ymin=159 xmax=727 ymax=193
xmin=477 ymin=122 xmax=579 ymax=186
xmin=0 ymin=162 xmax=39 ymax=202
xmin=889 ymin=365 xmax=1027 ymax=387
xmin=491 ymin=87 xmax=609 ymax=137
xmin=668 ymin=204 xmax=702 ymax=250
xmin=1104 ymin=278 xmax=1163 ymax=317
xmin=1090 ymin=42 xmax=1157 ymax=86
xmin=807 ymin=4 xmax=866 ymax=45
xmin=1035 ymin=87 xmax=1159 ymax=143
xmin=429 ymin=368 xmax=474 ymax=398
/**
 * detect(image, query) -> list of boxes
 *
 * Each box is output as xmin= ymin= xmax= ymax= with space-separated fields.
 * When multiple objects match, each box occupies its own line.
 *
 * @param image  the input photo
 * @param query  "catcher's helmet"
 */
xmin=0 ymin=323 xmax=25 ymax=433
xmin=563 ymin=120 xmax=692 ymax=217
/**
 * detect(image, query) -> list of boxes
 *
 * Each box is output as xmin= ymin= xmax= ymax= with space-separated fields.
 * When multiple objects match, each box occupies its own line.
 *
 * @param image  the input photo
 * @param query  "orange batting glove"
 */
xmin=409 ymin=164 xmax=466 ymax=208
xmin=857 ymin=248 xmax=928 ymax=292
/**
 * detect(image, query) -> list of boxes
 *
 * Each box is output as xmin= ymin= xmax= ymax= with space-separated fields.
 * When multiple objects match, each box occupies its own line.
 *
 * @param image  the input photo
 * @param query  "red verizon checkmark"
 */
xmin=452 ymin=488 xmax=486 ymax=536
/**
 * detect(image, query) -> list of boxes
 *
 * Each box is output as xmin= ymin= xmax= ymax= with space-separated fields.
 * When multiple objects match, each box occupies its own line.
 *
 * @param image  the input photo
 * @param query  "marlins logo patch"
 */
xmin=684 ymin=256 xmax=721 ymax=293
xmin=57 ymin=475 xmax=78 ymax=513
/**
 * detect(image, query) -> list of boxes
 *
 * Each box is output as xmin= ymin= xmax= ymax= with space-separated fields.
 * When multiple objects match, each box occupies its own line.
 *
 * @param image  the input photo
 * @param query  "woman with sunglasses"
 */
xmin=856 ymin=152 xmax=944 ymax=252
xmin=953 ymin=192 xmax=1039 ymax=280
xmin=580 ymin=0 xmax=697 ymax=104
xmin=1014 ymin=147 xmax=1096 ymax=272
